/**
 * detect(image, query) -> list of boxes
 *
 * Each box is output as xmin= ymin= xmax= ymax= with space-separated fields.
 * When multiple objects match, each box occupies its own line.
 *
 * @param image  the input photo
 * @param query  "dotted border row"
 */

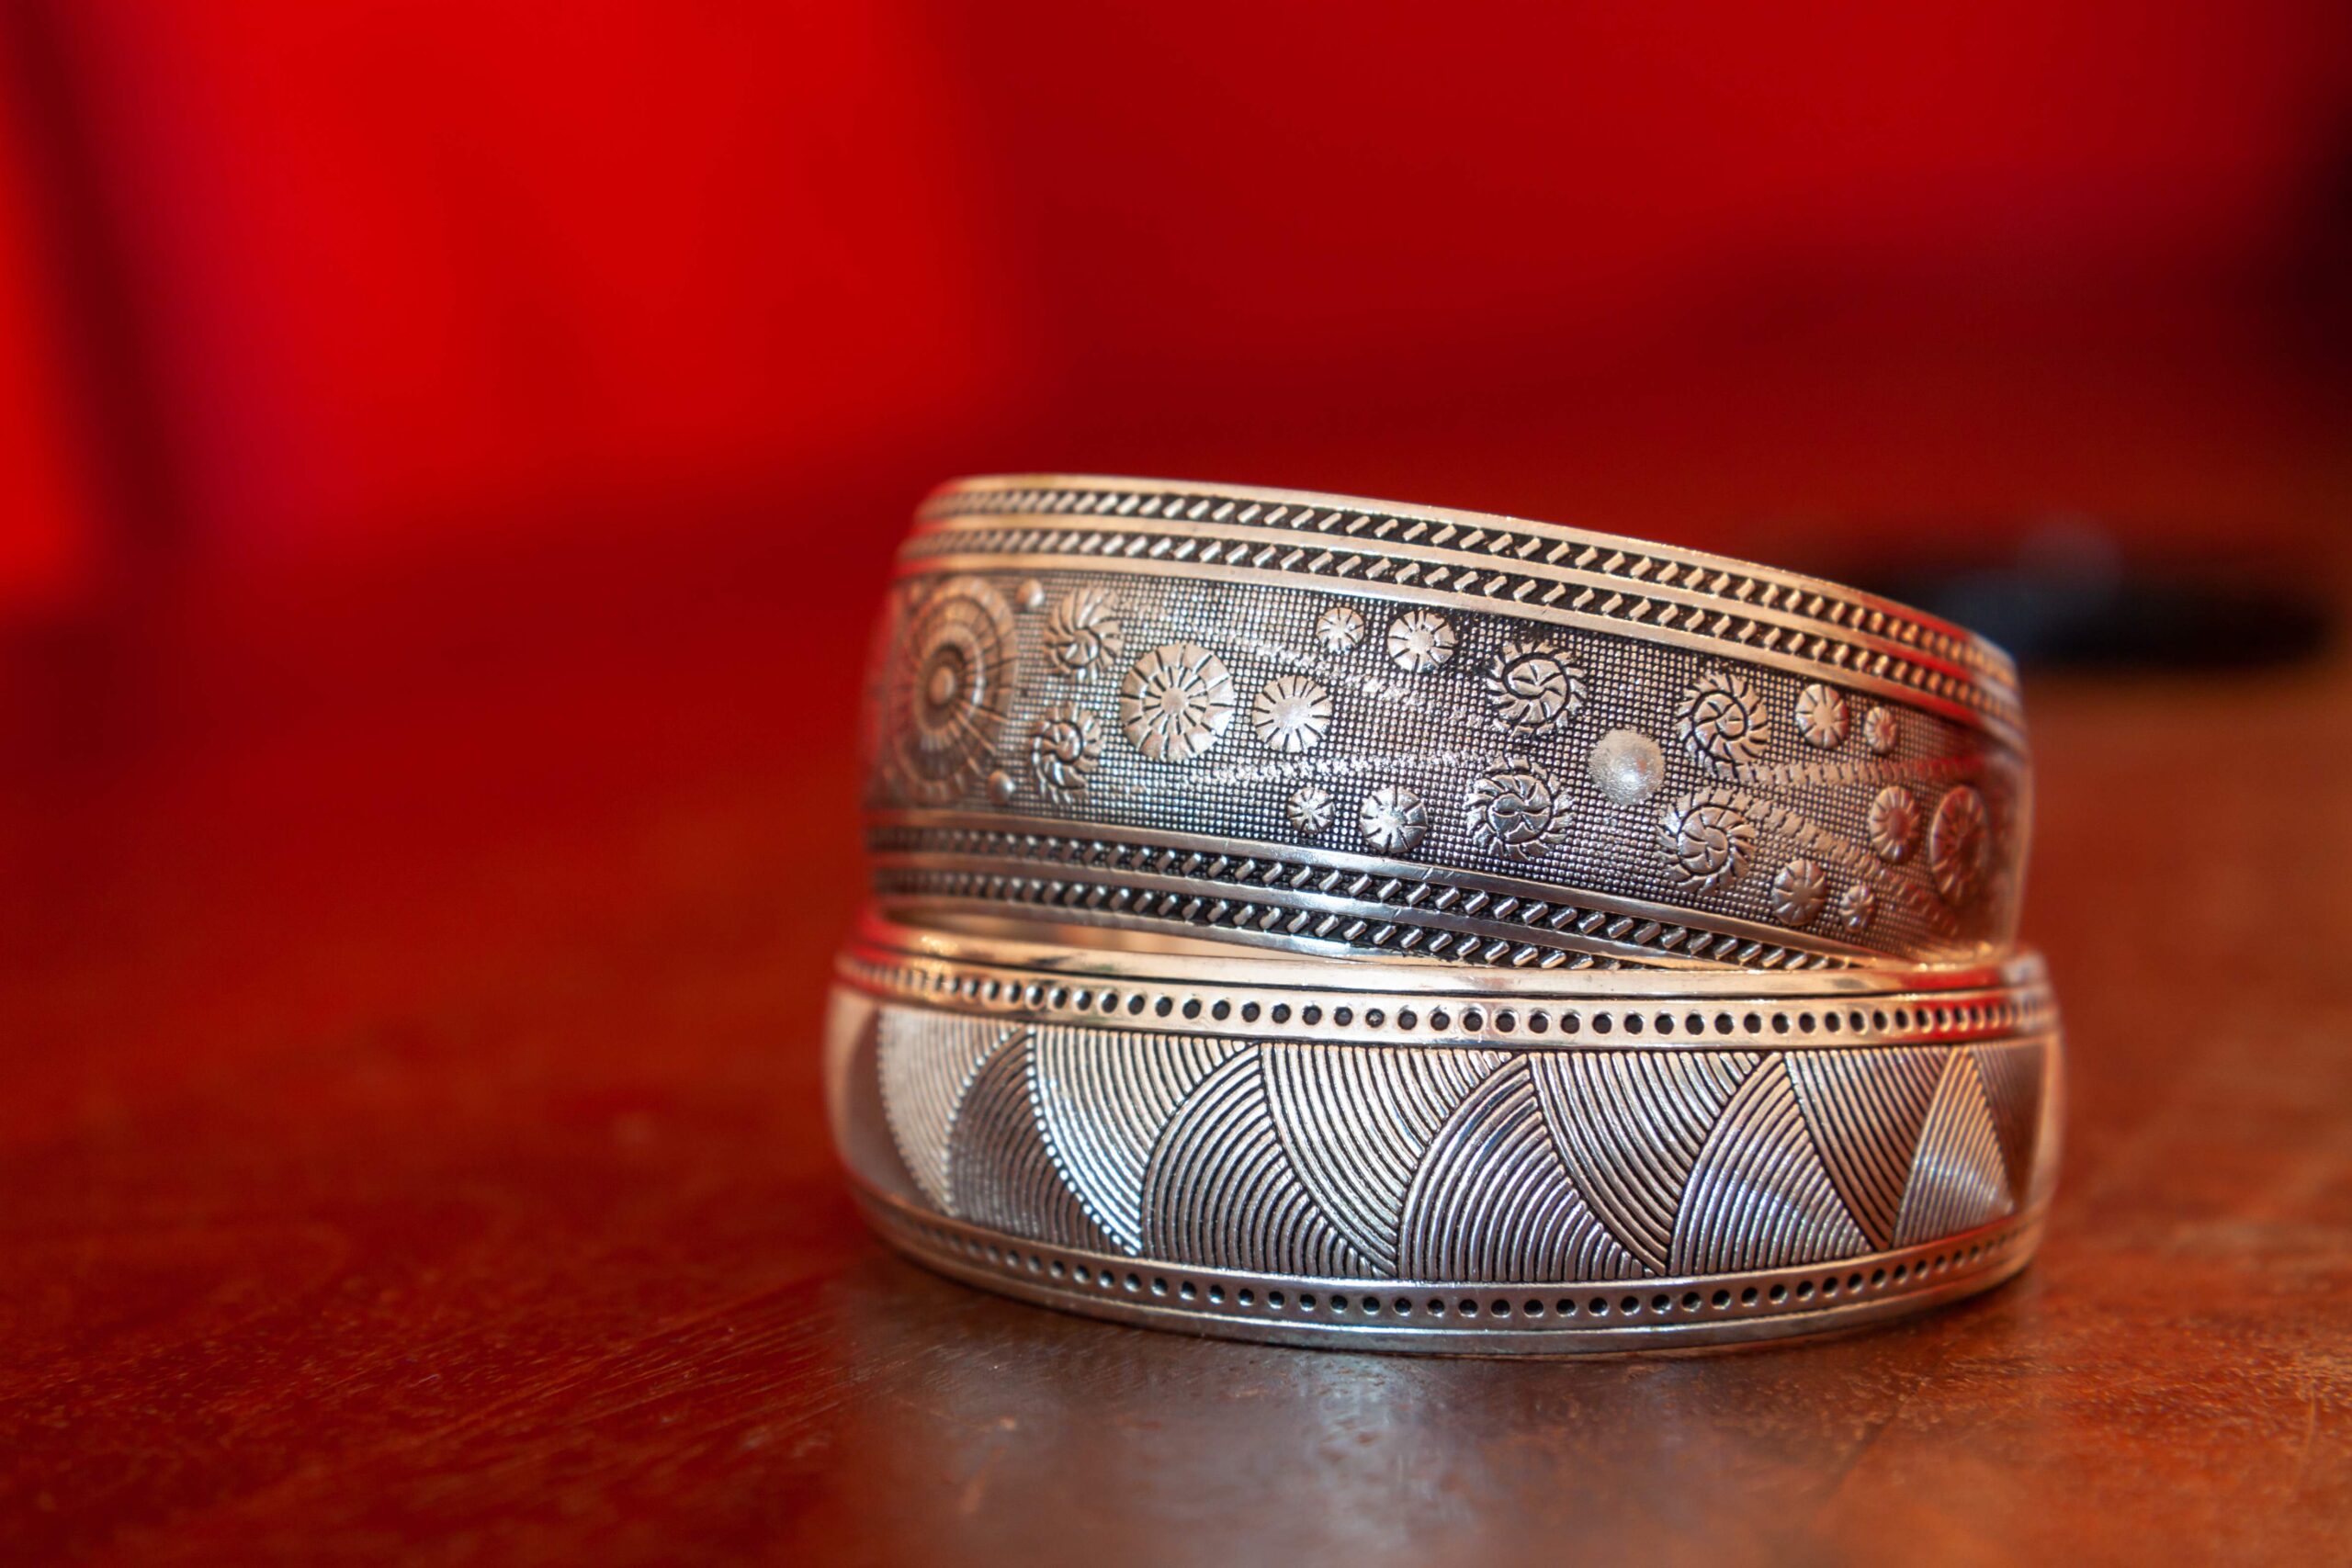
xmin=916 ymin=483 xmax=2013 ymax=689
xmin=838 ymin=952 xmax=2056 ymax=1049
xmin=879 ymin=1201 xmax=2036 ymax=1334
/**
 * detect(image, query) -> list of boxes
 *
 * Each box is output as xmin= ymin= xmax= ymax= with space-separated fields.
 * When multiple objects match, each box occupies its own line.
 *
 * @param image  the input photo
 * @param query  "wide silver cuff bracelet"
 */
xmin=825 ymin=916 xmax=2063 ymax=1352
xmin=865 ymin=475 xmax=2030 ymax=970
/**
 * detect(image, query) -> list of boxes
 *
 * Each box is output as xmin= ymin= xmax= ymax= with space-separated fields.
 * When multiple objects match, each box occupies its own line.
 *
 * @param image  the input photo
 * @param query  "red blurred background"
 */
xmin=0 ymin=0 xmax=2342 ymax=1055
xmin=2 ymin=12 xmax=2349 ymax=1555
xmin=3 ymin=1 xmax=2347 ymax=603
xmin=4 ymin=0 xmax=2346 ymax=1079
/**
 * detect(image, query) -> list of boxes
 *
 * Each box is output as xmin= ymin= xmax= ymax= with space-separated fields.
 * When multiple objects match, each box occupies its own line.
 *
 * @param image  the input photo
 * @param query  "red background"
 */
xmin=1 ymin=1 xmax=2346 ymax=615
xmin=4 ymin=10 xmax=2351 ymax=1561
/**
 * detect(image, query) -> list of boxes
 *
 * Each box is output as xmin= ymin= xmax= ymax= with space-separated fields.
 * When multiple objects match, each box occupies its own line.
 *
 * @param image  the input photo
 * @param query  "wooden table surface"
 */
xmin=4 ymin=520 xmax=2347 ymax=1566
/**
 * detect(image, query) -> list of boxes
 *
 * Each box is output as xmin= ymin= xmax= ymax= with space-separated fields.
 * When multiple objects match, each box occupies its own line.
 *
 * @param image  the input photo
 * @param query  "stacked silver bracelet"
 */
xmin=830 ymin=476 xmax=2061 ymax=1350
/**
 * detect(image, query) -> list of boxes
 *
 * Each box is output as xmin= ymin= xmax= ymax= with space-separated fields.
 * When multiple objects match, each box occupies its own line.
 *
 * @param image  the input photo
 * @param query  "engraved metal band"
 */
xmin=867 ymin=475 xmax=2031 ymax=969
xmin=826 ymin=916 xmax=2062 ymax=1351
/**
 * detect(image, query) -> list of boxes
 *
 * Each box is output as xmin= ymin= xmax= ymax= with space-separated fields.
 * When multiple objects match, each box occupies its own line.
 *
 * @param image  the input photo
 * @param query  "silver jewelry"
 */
xmin=825 ymin=916 xmax=2062 ymax=1351
xmin=838 ymin=476 xmax=2061 ymax=1352
xmin=867 ymin=476 xmax=2030 ymax=968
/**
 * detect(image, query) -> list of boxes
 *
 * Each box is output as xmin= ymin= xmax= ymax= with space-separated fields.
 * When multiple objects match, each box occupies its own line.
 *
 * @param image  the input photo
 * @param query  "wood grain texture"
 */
xmin=1 ymin=520 xmax=2347 ymax=1566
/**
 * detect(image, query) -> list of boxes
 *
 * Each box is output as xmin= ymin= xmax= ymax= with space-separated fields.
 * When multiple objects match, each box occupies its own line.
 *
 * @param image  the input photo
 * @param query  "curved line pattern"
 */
xmin=1398 ymin=1060 xmax=1641 ymax=1283
xmin=830 ymin=1002 xmax=924 ymax=1204
xmin=947 ymin=1033 xmax=1117 ymax=1252
xmin=1530 ymin=1051 xmax=1758 ymax=1271
xmin=1971 ymin=1041 xmax=2047 ymax=1207
xmin=877 ymin=1011 xmax=1019 ymax=1212
xmin=1141 ymin=1051 xmax=1374 ymax=1278
xmin=1894 ymin=1051 xmax=2015 ymax=1247
xmin=1786 ymin=1047 xmax=1948 ymax=1250
xmin=1262 ymin=1044 xmax=1508 ymax=1273
xmin=1031 ymin=1025 xmax=1243 ymax=1251
xmin=1670 ymin=1058 xmax=1870 ymax=1274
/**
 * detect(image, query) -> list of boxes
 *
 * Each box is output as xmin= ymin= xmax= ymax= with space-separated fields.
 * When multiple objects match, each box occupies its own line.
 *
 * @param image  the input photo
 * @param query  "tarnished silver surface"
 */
xmin=825 ymin=915 xmax=2062 ymax=1351
xmin=865 ymin=475 xmax=2031 ymax=969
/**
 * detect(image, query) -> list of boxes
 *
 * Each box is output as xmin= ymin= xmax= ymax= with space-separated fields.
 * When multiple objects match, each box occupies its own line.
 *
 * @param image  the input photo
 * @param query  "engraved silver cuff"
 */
xmin=825 ymin=915 xmax=2064 ymax=1352
xmin=865 ymin=475 xmax=2030 ymax=969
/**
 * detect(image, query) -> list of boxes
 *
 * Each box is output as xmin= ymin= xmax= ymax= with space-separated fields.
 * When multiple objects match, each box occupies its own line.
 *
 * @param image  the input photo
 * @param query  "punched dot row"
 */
xmin=855 ymin=959 xmax=2045 ymax=1043
xmin=902 ymin=1216 xmax=2029 ymax=1329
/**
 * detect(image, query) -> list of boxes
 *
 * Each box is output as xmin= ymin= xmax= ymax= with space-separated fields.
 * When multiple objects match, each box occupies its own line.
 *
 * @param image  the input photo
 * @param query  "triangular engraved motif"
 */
xmin=1670 ymin=1056 xmax=1871 ymax=1275
xmin=1031 ymin=1025 xmax=1243 ymax=1252
xmin=1786 ymin=1047 xmax=1947 ymax=1250
xmin=1970 ymin=1042 xmax=2046 ymax=1209
xmin=1894 ymin=1051 xmax=2015 ymax=1247
xmin=1529 ymin=1051 xmax=1759 ymax=1272
xmin=877 ymin=1009 xmax=1019 ymax=1213
xmin=1399 ymin=1058 xmax=1641 ymax=1283
xmin=1263 ymin=1043 xmax=1507 ymax=1275
xmin=1141 ymin=1050 xmax=1374 ymax=1278
xmin=948 ymin=1032 xmax=1118 ymax=1253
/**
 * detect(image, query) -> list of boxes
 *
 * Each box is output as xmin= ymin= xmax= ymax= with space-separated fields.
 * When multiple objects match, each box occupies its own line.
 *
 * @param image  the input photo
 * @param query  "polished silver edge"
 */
xmin=922 ymin=473 xmax=2018 ymax=681
xmin=854 ymin=1179 xmax=2044 ymax=1353
xmin=837 ymin=949 xmax=2055 ymax=1053
xmin=841 ymin=955 xmax=2054 ymax=1053
xmin=846 ymin=908 xmax=2045 ymax=1002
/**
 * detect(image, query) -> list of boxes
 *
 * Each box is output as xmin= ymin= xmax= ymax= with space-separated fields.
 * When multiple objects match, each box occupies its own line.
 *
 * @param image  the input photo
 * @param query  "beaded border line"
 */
xmin=857 ymin=1180 xmax=2043 ymax=1351
xmin=868 ymin=818 xmax=1905 ymax=970
xmin=918 ymin=479 xmax=2015 ymax=688
xmin=835 ymin=945 xmax=2058 ymax=1053
xmin=909 ymin=487 xmax=2022 ymax=739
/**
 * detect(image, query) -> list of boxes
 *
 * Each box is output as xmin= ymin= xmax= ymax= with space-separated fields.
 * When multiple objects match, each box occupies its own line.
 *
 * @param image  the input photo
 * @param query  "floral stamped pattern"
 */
xmin=1285 ymin=784 xmax=1334 ymax=836
xmin=892 ymin=576 xmax=1016 ymax=803
xmin=1385 ymin=609 xmax=1458 ymax=673
xmin=1676 ymin=670 xmax=1770 ymax=772
xmin=1118 ymin=644 xmax=1237 ymax=762
xmin=1029 ymin=705 xmax=1102 ymax=799
xmin=1465 ymin=757 xmax=1572 ymax=862
xmin=1043 ymin=586 xmax=1125 ymax=679
xmin=1770 ymin=859 xmax=1829 ymax=927
xmin=1482 ymin=639 xmax=1584 ymax=735
xmin=1860 ymin=705 xmax=1898 ymax=755
xmin=1929 ymin=786 xmax=1990 ymax=904
xmin=1250 ymin=675 xmax=1334 ymax=753
xmin=1314 ymin=604 xmax=1367 ymax=654
xmin=1358 ymin=784 xmax=1429 ymax=854
xmin=1868 ymin=785 xmax=1917 ymax=863
xmin=1793 ymin=683 xmax=1849 ymax=750
xmin=1658 ymin=794 xmax=1754 ymax=891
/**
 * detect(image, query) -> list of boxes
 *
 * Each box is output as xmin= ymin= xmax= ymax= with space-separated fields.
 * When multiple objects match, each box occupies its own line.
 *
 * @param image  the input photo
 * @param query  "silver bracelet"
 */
xmin=866 ymin=475 xmax=2030 ymax=969
xmin=826 ymin=915 xmax=2062 ymax=1351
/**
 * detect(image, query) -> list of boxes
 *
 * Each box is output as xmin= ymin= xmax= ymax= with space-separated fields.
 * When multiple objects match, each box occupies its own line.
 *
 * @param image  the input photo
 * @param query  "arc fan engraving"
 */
xmin=862 ymin=1006 xmax=2049 ymax=1283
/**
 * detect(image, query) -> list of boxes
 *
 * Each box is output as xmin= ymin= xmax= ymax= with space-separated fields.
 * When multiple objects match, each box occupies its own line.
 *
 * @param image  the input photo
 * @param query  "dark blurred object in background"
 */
xmin=1860 ymin=516 xmax=2335 ymax=671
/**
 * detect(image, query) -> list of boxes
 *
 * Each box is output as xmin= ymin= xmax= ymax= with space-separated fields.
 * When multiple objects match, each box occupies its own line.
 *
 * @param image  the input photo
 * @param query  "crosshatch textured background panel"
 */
xmin=865 ymin=561 xmax=2026 ymax=964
